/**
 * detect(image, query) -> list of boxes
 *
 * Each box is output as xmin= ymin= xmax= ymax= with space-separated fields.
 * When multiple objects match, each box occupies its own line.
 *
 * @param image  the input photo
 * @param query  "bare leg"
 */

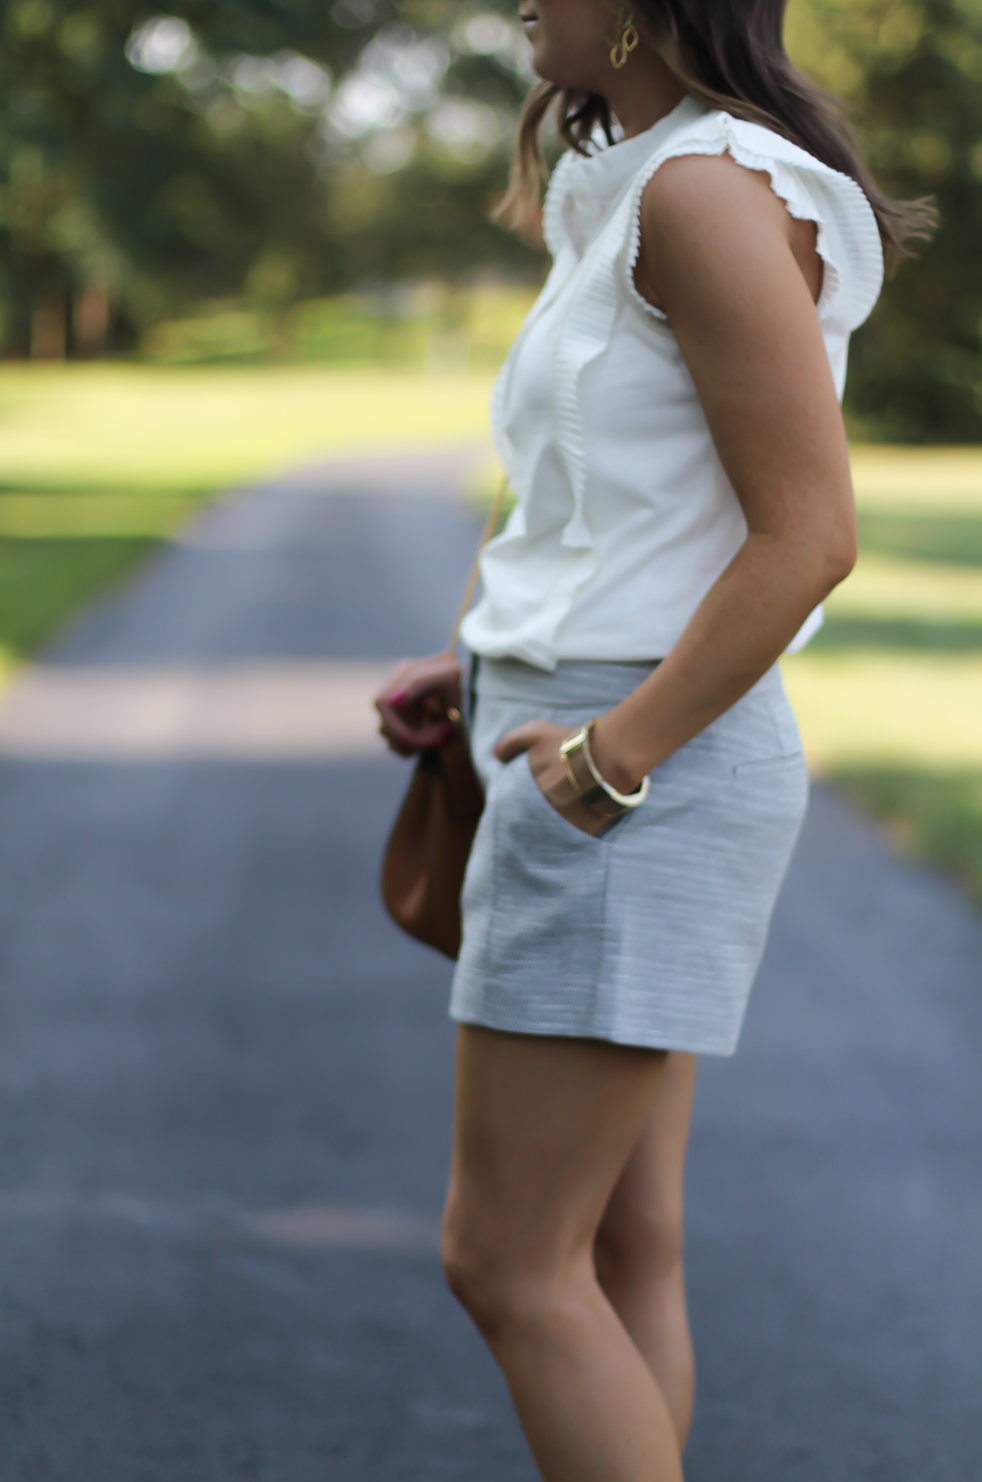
xmin=594 ymin=1052 xmax=697 ymax=1450
xmin=441 ymin=1025 xmax=684 ymax=1482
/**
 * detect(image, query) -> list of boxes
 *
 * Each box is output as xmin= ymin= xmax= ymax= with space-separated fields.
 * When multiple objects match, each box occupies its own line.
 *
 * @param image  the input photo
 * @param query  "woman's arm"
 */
xmin=501 ymin=151 xmax=857 ymax=803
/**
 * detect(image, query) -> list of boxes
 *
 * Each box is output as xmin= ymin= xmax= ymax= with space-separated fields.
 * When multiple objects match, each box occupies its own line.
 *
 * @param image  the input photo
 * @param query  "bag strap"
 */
xmin=444 ymin=474 xmax=509 ymax=656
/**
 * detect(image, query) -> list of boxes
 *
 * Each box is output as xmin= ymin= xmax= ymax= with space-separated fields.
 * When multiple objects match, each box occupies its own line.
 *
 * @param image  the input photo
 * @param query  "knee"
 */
xmin=440 ymin=1220 xmax=513 ymax=1339
xmin=595 ymin=1205 xmax=685 ymax=1291
xmin=441 ymin=1220 xmax=565 ymax=1346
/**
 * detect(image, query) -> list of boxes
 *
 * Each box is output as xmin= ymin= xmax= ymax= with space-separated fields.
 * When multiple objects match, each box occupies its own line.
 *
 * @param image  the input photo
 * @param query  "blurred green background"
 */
xmin=1 ymin=0 xmax=981 ymax=900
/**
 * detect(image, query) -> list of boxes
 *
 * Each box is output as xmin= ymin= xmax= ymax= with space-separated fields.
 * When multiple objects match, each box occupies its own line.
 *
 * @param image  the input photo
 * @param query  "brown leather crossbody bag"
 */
xmin=380 ymin=479 xmax=507 ymax=959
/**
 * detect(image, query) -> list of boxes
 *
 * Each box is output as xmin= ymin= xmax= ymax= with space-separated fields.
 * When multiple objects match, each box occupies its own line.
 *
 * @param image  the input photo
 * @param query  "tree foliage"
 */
xmin=1 ymin=0 xmax=979 ymax=440
xmin=788 ymin=0 xmax=982 ymax=440
xmin=0 ymin=0 xmax=534 ymax=355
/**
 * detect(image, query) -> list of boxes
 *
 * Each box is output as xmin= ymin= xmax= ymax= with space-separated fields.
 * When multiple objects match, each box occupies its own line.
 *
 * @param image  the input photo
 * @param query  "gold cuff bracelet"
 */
xmin=558 ymin=721 xmax=650 ymax=820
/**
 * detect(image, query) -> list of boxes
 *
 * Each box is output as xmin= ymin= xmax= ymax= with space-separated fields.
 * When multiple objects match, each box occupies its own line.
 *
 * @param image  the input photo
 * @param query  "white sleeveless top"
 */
xmin=460 ymin=94 xmax=883 ymax=670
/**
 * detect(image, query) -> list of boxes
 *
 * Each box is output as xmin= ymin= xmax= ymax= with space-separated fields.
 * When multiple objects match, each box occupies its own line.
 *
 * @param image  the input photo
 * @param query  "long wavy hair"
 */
xmin=497 ymin=0 xmax=934 ymax=264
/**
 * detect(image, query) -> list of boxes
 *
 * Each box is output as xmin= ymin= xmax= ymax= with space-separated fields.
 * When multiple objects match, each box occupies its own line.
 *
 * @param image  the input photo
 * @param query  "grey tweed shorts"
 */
xmin=448 ymin=657 xmax=808 ymax=1056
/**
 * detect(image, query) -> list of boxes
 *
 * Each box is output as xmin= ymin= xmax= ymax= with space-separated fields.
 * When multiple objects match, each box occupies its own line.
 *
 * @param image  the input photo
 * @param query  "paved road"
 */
xmin=0 ymin=451 xmax=979 ymax=1480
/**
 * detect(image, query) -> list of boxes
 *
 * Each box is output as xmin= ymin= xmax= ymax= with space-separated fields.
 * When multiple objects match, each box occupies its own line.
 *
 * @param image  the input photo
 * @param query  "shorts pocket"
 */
xmin=732 ymin=751 xmax=805 ymax=777
xmin=486 ymin=753 xmax=608 ymax=989
xmin=518 ymin=752 xmax=606 ymax=842
xmin=729 ymin=749 xmax=809 ymax=828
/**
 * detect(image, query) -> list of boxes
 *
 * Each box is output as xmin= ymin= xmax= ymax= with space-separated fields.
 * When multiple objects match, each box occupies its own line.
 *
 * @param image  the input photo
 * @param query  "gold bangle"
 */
xmin=558 ymin=726 xmax=608 ymax=813
xmin=561 ymin=749 xmax=584 ymax=798
xmin=582 ymin=720 xmax=649 ymax=810
xmin=558 ymin=723 xmax=649 ymax=820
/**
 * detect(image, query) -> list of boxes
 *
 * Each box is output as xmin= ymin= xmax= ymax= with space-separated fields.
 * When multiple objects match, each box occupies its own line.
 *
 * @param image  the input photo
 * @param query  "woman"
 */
xmin=376 ymin=1 xmax=926 ymax=1477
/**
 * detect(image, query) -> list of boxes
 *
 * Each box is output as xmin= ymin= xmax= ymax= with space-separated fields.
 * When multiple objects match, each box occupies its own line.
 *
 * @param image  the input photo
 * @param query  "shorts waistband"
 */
xmin=471 ymin=656 xmax=662 ymax=709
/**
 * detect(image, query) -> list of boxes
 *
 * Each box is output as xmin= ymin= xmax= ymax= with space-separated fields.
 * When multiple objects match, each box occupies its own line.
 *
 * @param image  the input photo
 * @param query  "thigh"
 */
xmin=444 ymin=1025 xmax=668 ymax=1273
xmin=596 ymin=1053 xmax=697 ymax=1269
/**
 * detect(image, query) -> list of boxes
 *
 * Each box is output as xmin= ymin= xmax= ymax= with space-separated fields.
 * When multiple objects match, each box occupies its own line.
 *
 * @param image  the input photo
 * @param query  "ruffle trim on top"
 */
xmin=542 ymin=96 xmax=706 ymax=264
xmin=538 ymin=103 xmax=711 ymax=574
xmin=623 ymin=111 xmax=884 ymax=332
xmin=542 ymin=150 xmax=579 ymax=262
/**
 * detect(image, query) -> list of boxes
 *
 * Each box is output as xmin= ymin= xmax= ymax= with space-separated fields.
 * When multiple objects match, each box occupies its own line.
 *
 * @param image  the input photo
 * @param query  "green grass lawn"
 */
xmin=781 ymin=445 xmax=982 ymax=904
xmin=1 ymin=362 xmax=981 ymax=903
xmin=0 ymin=362 xmax=497 ymax=668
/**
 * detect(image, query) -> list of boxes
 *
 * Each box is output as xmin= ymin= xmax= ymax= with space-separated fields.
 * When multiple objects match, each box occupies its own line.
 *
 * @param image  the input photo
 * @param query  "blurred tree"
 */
xmin=1 ymin=0 xmax=978 ymax=443
xmin=788 ymin=0 xmax=982 ymax=441
xmin=0 ymin=0 xmax=536 ymax=359
xmin=0 ymin=0 xmax=381 ymax=354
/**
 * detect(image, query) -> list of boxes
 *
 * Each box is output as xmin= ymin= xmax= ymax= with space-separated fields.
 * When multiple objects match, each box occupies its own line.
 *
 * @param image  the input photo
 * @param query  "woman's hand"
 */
xmin=495 ymin=720 xmax=609 ymax=838
xmin=374 ymin=655 xmax=463 ymax=756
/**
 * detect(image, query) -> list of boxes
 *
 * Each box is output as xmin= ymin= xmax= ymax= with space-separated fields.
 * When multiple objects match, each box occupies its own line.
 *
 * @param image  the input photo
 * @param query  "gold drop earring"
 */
xmin=609 ymin=7 xmax=639 ymax=68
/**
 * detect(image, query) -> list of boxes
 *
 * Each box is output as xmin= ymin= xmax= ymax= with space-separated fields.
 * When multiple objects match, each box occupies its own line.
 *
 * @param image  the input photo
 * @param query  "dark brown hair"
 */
xmin=497 ymin=0 xmax=935 ymax=264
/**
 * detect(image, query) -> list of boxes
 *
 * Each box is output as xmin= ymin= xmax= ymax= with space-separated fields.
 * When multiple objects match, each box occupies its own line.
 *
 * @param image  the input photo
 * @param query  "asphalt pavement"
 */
xmin=0 ymin=449 xmax=979 ymax=1481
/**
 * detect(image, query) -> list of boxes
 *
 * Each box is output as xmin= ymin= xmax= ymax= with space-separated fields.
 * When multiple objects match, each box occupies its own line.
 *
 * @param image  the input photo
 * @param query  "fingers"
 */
xmin=372 ymin=656 xmax=460 ymax=712
xmin=377 ymin=682 xmax=455 ymax=751
xmin=494 ymin=721 xmax=549 ymax=762
xmin=379 ymin=712 xmax=453 ymax=753
xmin=373 ymin=659 xmax=415 ymax=704
xmin=397 ymin=657 xmax=462 ymax=707
xmin=376 ymin=693 xmax=449 ymax=746
xmin=373 ymin=654 xmax=463 ymax=756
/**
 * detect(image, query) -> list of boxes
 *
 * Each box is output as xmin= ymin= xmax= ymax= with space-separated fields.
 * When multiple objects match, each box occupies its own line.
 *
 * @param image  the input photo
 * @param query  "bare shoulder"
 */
xmin=636 ymin=151 xmax=820 ymax=313
xmin=640 ymin=152 xmax=788 ymax=254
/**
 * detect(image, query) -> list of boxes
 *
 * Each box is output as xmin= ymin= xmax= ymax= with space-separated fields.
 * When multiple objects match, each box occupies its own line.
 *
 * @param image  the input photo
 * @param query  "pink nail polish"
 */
xmin=389 ymin=688 xmax=407 ymax=705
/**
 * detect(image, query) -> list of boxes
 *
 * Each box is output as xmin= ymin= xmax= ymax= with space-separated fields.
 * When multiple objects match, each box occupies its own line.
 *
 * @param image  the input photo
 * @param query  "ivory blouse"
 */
xmin=460 ymin=94 xmax=884 ymax=670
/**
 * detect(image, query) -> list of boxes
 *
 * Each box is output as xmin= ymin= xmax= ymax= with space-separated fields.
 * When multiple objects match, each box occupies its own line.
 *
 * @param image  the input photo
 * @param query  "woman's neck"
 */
xmin=603 ymin=53 xmax=688 ymax=140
